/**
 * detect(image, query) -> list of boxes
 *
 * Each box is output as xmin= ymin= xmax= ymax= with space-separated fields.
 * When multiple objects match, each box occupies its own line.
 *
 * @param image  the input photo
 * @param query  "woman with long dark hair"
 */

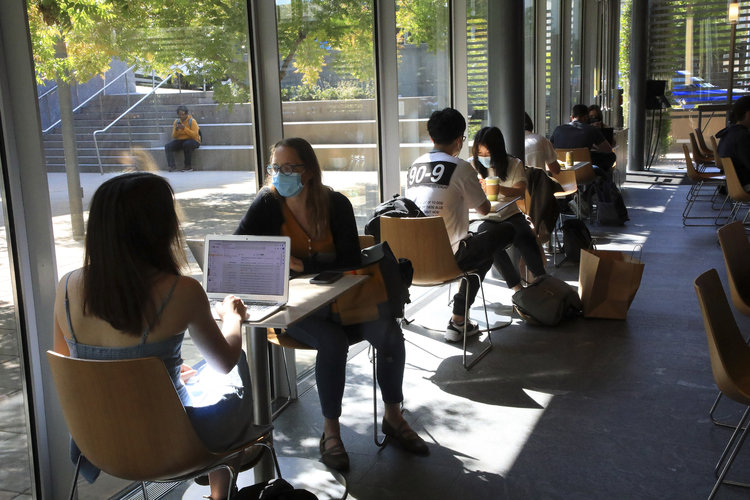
xmin=470 ymin=126 xmax=547 ymax=291
xmin=235 ymin=137 xmax=428 ymax=472
xmin=53 ymin=172 xmax=252 ymax=500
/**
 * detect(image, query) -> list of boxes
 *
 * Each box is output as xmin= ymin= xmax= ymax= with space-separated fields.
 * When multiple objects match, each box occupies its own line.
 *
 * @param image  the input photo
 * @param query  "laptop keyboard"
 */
xmin=211 ymin=300 xmax=281 ymax=322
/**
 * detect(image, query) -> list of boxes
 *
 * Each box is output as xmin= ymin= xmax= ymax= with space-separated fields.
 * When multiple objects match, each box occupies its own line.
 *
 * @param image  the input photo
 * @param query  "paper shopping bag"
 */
xmin=578 ymin=249 xmax=644 ymax=319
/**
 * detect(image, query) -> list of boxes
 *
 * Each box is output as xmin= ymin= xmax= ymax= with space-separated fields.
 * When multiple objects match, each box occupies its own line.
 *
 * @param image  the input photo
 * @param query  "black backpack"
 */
xmin=560 ymin=219 xmax=592 ymax=266
xmin=590 ymin=177 xmax=628 ymax=225
xmin=364 ymin=194 xmax=425 ymax=243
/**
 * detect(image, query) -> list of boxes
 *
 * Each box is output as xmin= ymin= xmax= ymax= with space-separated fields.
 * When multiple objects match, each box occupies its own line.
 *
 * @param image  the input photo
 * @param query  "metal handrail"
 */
xmin=93 ymin=74 xmax=174 ymax=173
xmin=38 ymin=85 xmax=58 ymax=99
xmin=42 ymin=64 xmax=136 ymax=134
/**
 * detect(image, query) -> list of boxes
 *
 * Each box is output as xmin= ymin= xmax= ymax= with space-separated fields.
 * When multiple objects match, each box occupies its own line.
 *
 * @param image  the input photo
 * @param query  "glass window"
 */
xmin=277 ymin=0 xmax=378 ymax=230
xmin=396 ymin=0 xmax=452 ymax=187
xmin=0 ymin=152 xmax=32 ymax=498
xmin=569 ymin=0 xmax=583 ymax=107
xmin=467 ymin=0 xmax=489 ymax=136
xmin=546 ymin=0 xmax=563 ymax=135
xmin=27 ymin=1 xmax=258 ymax=495
xmin=648 ymin=0 xmax=750 ymax=156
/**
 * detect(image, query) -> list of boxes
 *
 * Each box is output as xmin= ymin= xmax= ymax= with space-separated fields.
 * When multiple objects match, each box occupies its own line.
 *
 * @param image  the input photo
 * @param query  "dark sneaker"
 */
xmin=168 ymin=167 xmax=176 ymax=172
xmin=445 ymin=319 xmax=480 ymax=342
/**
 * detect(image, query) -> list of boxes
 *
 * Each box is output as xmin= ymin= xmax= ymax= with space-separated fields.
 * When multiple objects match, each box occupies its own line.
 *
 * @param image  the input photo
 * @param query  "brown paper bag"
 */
xmin=578 ymin=249 xmax=644 ymax=319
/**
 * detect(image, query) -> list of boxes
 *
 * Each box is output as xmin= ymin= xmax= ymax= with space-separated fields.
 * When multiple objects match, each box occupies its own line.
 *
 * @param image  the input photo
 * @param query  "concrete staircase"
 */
xmin=42 ymin=92 xmax=256 ymax=172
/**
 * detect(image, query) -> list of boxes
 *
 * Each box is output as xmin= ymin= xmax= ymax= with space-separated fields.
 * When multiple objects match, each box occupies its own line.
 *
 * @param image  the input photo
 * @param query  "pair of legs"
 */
xmin=477 ymin=213 xmax=546 ymax=292
xmin=286 ymin=308 xmax=413 ymax=459
xmin=165 ymin=139 xmax=200 ymax=171
xmin=452 ymin=222 xmax=516 ymax=323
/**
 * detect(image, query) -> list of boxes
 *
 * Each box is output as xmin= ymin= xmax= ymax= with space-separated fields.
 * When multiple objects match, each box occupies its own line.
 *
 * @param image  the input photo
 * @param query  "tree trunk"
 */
xmin=54 ymin=38 xmax=84 ymax=240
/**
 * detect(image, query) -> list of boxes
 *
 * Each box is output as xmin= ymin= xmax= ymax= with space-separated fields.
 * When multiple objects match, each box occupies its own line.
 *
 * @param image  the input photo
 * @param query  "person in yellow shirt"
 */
xmin=164 ymin=105 xmax=201 ymax=172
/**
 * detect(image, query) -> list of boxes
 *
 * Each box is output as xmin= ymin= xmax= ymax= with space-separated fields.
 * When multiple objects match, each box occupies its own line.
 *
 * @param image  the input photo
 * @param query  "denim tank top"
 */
xmin=64 ymin=273 xmax=189 ymax=403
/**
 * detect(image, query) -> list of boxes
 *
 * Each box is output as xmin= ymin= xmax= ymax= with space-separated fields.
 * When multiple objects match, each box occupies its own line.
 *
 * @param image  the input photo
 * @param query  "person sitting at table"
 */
xmin=587 ymin=104 xmax=615 ymax=146
xmin=52 ymin=172 xmax=255 ymax=500
xmin=234 ymin=137 xmax=429 ymax=472
xmin=524 ymin=112 xmax=560 ymax=174
xmin=551 ymin=104 xmax=616 ymax=175
xmin=717 ymin=95 xmax=750 ymax=192
xmin=469 ymin=126 xmax=547 ymax=292
xmin=405 ymin=108 xmax=515 ymax=341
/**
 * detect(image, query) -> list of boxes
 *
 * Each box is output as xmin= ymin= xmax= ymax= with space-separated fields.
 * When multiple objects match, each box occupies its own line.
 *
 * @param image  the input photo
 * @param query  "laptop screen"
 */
xmin=203 ymin=236 xmax=290 ymax=302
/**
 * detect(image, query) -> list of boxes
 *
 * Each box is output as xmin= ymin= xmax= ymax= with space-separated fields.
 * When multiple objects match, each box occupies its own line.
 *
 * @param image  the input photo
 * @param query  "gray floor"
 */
xmin=4 ymin=163 xmax=750 ymax=499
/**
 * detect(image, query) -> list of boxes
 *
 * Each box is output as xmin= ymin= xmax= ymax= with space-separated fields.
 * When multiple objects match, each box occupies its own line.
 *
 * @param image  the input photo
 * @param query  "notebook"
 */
xmin=202 ymin=235 xmax=291 ymax=322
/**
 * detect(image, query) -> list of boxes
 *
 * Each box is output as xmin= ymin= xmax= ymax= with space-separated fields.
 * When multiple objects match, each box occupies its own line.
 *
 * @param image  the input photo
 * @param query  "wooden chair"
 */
xmin=718 ymin=221 xmax=750 ymax=317
xmin=695 ymin=127 xmax=715 ymax=161
xmin=690 ymin=132 xmax=716 ymax=168
xmin=47 ymin=351 xmax=280 ymax=500
xmin=681 ymin=145 xmax=725 ymax=226
xmin=709 ymin=135 xmax=725 ymax=172
xmin=693 ymin=269 xmax=750 ymax=498
xmin=715 ymin=158 xmax=750 ymax=225
xmin=708 ymin=222 xmax=750 ymax=428
xmin=380 ymin=216 xmax=499 ymax=370
xmin=267 ymin=234 xmax=387 ymax=447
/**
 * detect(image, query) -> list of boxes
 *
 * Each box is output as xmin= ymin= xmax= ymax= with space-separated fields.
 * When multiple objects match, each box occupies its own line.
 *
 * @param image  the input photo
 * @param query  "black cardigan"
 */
xmin=234 ymin=187 xmax=361 ymax=273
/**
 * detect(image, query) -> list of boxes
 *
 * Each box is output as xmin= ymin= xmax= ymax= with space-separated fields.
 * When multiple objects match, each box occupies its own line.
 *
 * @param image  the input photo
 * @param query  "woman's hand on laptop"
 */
xmin=216 ymin=295 xmax=248 ymax=321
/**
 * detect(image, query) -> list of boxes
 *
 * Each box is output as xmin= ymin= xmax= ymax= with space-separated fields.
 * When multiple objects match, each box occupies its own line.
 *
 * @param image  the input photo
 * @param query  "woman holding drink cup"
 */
xmin=469 ymin=126 xmax=547 ymax=291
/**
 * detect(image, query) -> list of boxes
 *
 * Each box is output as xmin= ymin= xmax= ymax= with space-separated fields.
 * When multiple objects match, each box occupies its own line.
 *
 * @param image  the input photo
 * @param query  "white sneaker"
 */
xmin=445 ymin=319 xmax=481 ymax=342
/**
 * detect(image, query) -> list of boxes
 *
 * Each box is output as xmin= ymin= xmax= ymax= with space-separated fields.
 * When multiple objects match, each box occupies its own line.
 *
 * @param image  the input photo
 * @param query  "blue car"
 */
xmin=671 ymin=71 xmax=749 ymax=109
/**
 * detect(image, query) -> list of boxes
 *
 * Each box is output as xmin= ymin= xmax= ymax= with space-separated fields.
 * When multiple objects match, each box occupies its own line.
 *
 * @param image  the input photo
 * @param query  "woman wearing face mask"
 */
xmin=235 ymin=137 xmax=428 ymax=472
xmin=469 ymin=127 xmax=547 ymax=292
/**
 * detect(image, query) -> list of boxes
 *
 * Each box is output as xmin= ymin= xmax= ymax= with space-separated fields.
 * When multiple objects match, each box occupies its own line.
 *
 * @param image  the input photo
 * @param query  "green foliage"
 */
xmin=396 ymin=0 xmax=449 ymax=52
xmin=619 ymin=0 xmax=632 ymax=124
xmin=280 ymin=82 xmax=374 ymax=101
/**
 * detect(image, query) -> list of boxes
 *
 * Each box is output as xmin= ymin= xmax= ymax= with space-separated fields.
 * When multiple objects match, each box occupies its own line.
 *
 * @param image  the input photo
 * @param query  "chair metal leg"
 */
xmin=711 ymin=406 xmax=750 ymax=499
xmin=68 ymin=455 xmax=82 ymax=500
xmin=140 ymin=481 xmax=149 ymax=500
xmin=254 ymin=441 xmax=283 ymax=479
xmin=271 ymin=342 xmax=295 ymax=418
xmin=369 ymin=346 xmax=386 ymax=447
xmin=462 ymin=273 xmax=495 ymax=370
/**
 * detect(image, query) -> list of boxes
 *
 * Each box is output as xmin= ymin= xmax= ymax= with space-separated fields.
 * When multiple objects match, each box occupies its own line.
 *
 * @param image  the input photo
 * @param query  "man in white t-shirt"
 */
xmin=405 ymin=108 xmax=515 ymax=342
xmin=524 ymin=112 xmax=560 ymax=174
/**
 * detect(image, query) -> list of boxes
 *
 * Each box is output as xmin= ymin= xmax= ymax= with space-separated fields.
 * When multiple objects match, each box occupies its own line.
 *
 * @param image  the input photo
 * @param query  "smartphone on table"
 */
xmin=309 ymin=271 xmax=343 ymax=284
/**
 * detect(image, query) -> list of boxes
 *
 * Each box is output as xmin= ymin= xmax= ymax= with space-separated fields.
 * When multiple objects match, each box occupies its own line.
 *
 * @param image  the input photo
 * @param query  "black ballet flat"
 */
xmin=382 ymin=418 xmax=429 ymax=456
xmin=319 ymin=433 xmax=350 ymax=472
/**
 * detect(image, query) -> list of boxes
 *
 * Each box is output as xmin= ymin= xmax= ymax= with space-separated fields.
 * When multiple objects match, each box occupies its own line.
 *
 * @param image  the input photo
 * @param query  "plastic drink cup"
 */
xmin=485 ymin=177 xmax=499 ymax=201
xmin=565 ymin=151 xmax=574 ymax=167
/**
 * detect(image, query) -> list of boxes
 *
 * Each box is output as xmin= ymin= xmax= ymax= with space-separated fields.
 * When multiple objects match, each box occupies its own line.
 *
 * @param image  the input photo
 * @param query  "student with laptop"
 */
xmin=52 ymin=173 xmax=253 ymax=500
xmin=235 ymin=137 xmax=429 ymax=472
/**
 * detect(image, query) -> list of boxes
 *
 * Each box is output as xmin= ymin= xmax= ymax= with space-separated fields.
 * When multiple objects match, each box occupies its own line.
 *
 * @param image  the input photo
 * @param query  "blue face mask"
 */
xmin=272 ymin=172 xmax=304 ymax=198
xmin=477 ymin=156 xmax=492 ymax=169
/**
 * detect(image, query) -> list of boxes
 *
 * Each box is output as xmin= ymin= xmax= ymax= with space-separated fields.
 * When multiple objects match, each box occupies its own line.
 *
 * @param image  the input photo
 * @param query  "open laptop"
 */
xmin=202 ymin=235 xmax=291 ymax=322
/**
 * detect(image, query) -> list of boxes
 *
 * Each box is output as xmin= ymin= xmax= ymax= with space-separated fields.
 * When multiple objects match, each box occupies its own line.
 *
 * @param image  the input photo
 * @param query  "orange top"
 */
xmin=280 ymin=201 xmax=335 ymax=260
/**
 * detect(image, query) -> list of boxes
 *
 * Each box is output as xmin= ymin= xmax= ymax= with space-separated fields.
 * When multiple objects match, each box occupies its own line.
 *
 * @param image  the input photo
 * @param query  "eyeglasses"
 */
xmin=462 ymin=135 xmax=467 ymax=141
xmin=266 ymin=163 xmax=305 ymax=175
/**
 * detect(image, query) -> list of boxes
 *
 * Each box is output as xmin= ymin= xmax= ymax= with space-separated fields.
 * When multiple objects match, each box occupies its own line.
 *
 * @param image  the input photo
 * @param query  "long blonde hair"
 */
xmin=268 ymin=137 xmax=330 ymax=239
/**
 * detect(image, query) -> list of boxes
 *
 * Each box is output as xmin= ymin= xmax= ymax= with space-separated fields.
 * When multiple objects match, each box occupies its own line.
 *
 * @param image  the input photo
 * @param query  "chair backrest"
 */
xmin=694 ymin=270 xmax=750 ymax=405
xmin=358 ymin=234 xmax=375 ymax=248
xmin=717 ymin=221 xmax=750 ymax=317
xmin=555 ymin=147 xmax=591 ymax=163
xmin=682 ymin=144 xmax=703 ymax=182
xmin=695 ymin=127 xmax=713 ymax=157
xmin=553 ymin=170 xmax=578 ymax=193
xmin=689 ymin=132 xmax=711 ymax=164
xmin=719 ymin=157 xmax=750 ymax=202
xmin=709 ymin=135 xmax=724 ymax=170
xmin=380 ymin=216 xmax=462 ymax=285
xmin=47 ymin=351 xmax=214 ymax=481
